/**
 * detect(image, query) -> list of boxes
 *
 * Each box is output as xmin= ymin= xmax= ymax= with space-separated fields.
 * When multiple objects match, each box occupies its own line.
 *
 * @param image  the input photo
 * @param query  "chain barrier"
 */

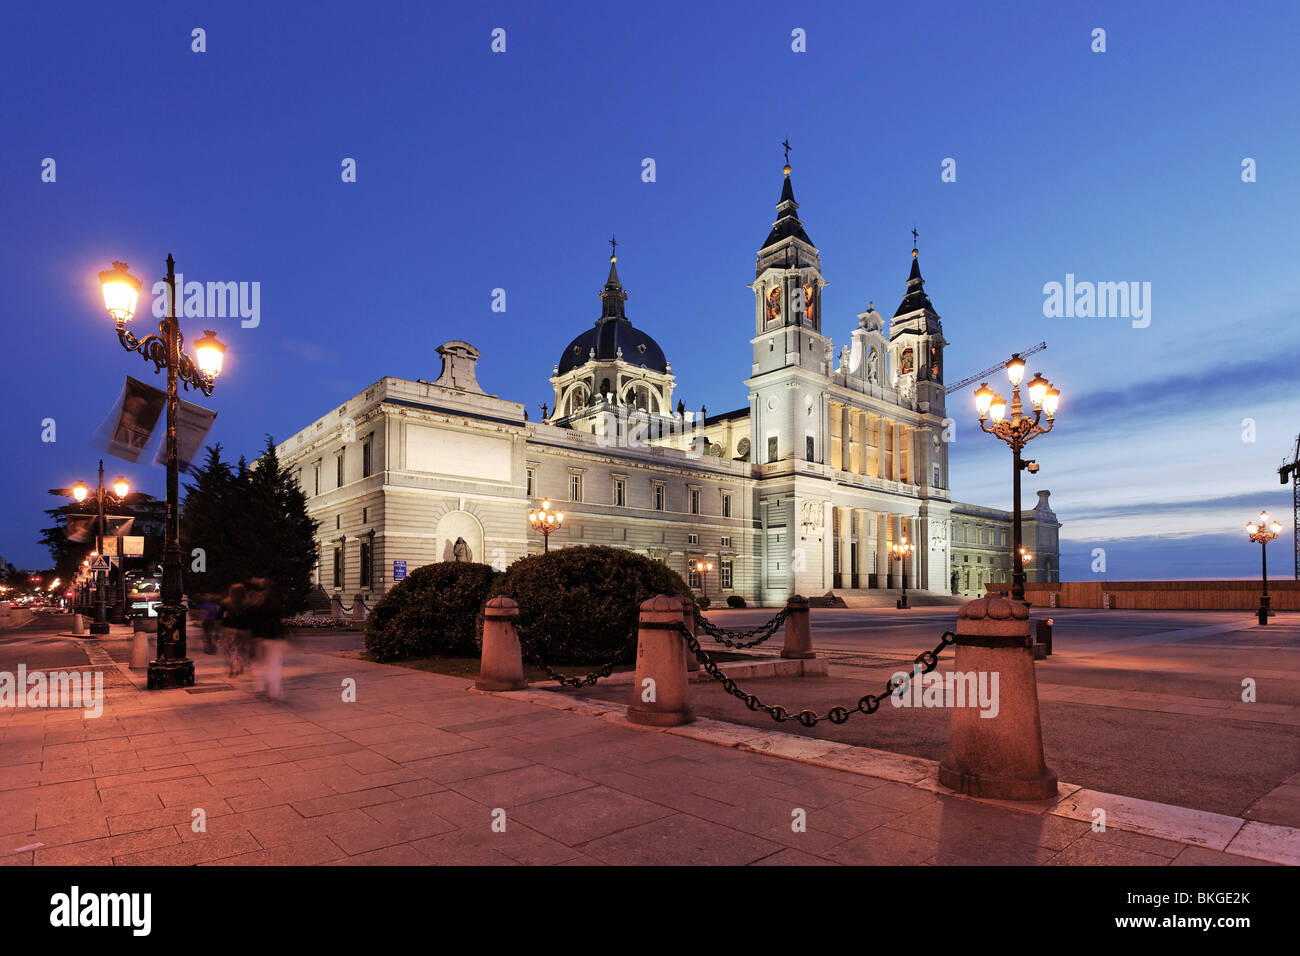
xmin=677 ymin=622 xmax=957 ymax=726
xmin=692 ymin=606 xmax=790 ymax=649
xmin=516 ymin=624 xmax=639 ymax=688
xmin=333 ymin=597 xmax=370 ymax=614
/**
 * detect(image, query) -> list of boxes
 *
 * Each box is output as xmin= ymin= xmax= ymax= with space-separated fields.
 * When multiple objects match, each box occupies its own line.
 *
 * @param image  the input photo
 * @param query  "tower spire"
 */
xmin=599 ymin=237 xmax=628 ymax=323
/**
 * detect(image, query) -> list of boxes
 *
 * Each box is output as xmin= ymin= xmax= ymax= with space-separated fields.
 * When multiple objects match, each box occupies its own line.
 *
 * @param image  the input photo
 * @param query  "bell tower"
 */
xmin=747 ymin=148 xmax=832 ymax=466
xmin=888 ymin=234 xmax=947 ymax=416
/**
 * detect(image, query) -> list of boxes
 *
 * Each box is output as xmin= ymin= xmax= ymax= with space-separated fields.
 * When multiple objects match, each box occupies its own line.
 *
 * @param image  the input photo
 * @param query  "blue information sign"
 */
xmin=393 ymin=560 xmax=407 ymax=581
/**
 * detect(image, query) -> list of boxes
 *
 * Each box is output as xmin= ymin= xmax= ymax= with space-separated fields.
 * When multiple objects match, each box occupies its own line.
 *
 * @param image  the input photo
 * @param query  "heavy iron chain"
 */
xmin=692 ymin=606 xmax=790 ymax=649
xmin=676 ymin=622 xmax=957 ymax=726
xmin=516 ymin=625 xmax=640 ymax=688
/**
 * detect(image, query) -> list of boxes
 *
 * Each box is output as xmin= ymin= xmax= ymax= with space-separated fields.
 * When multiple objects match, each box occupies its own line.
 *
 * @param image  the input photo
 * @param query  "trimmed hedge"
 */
xmin=726 ymin=594 xmax=746 ymax=608
xmin=489 ymin=546 xmax=691 ymax=665
xmin=364 ymin=562 xmax=499 ymax=662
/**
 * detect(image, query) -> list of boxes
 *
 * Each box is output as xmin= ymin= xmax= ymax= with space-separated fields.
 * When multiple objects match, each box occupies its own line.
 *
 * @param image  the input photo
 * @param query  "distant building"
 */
xmin=277 ymin=160 xmax=1059 ymax=605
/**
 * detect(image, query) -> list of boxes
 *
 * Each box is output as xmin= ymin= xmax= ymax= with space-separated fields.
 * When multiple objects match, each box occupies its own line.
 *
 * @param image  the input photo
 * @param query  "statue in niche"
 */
xmin=452 ymin=537 xmax=469 ymax=562
xmin=866 ymin=348 xmax=879 ymax=384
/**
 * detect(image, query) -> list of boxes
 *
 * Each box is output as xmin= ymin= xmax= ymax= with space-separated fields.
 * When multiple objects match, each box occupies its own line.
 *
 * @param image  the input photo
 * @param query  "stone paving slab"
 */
xmin=0 ymin=626 xmax=1288 ymax=866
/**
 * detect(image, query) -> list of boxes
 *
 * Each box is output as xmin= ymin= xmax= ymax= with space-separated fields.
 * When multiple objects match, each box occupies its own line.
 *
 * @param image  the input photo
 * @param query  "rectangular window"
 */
xmin=570 ymin=473 xmax=583 ymax=502
xmin=654 ymin=484 xmax=664 ymax=511
xmin=614 ymin=478 xmax=626 ymax=507
xmin=333 ymin=546 xmax=343 ymax=589
xmin=362 ymin=438 xmax=372 ymax=478
xmin=337 ymin=452 xmax=344 ymax=487
xmin=768 ymin=436 xmax=779 ymax=461
xmin=526 ymin=467 xmax=536 ymax=497
xmin=690 ymin=489 xmax=700 ymax=515
xmin=688 ymin=533 xmax=698 ymax=545
xmin=362 ymin=507 xmax=367 ymax=523
xmin=806 ymin=435 xmax=815 ymax=461
xmin=722 ymin=493 xmax=732 ymax=518
xmin=933 ymin=464 xmax=941 ymax=488
xmin=688 ymin=567 xmax=701 ymax=588
xmin=313 ymin=462 xmax=320 ymax=496
xmin=720 ymin=535 xmax=732 ymax=548
xmin=359 ymin=540 xmax=372 ymax=588
xmin=721 ymin=559 xmax=733 ymax=589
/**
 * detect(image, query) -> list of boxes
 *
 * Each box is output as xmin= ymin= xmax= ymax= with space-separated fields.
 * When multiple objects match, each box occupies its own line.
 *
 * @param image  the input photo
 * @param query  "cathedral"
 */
xmin=277 ymin=159 xmax=1060 ymax=606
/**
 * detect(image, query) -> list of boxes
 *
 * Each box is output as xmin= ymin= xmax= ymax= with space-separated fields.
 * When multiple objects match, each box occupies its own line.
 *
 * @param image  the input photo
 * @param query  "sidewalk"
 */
xmin=0 ymin=628 xmax=1291 ymax=866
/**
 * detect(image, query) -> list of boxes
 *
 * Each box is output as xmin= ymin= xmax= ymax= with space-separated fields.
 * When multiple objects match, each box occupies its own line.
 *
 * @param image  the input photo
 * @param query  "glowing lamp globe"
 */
xmin=99 ymin=261 xmax=142 ymax=323
xmin=194 ymin=330 xmax=226 ymax=379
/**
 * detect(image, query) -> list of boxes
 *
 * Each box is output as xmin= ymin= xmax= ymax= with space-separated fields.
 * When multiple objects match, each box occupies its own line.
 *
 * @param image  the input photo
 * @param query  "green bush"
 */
xmin=726 ymin=594 xmax=746 ymax=609
xmin=489 ymin=546 xmax=691 ymax=665
xmin=364 ymin=562 xmax=499 ymax=662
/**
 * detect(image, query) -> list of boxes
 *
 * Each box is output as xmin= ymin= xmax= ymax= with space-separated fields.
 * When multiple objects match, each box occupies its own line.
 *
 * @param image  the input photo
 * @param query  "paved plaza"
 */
xmin=0 ymin=609 xmax=1297 ymax=866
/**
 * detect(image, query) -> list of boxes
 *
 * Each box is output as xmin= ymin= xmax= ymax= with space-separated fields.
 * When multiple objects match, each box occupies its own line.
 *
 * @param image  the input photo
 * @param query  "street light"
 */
xmin=99 ymin=257 xmax=226 ymax=689
xmin=527 ymin=498 xmax=564 ymax=553
xmin=974 ymin=353 xmax=1061 ymax=603
xmin=890 ymin=535 xmax=916 ymax=609
xmin=68 ymin=460 xmax=128 ymax=635
xmin=1246 ymin=510 xmax=1283 ymax=625
xmin=693 ymin=559 xmax=714 ymax=596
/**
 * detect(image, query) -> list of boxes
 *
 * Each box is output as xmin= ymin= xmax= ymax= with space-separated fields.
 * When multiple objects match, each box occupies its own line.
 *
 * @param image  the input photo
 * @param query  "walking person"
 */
xmin=219 ymin=583 xmax=251 ymax=677
xmin=248 ymin=577 xmax=289 ymax=701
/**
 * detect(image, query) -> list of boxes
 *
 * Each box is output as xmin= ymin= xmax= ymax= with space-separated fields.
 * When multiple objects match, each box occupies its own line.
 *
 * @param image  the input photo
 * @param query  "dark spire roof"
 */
xmin=893 ymin=245 xmax=934 ymax=317
xmin=599 ymin=253 xmax=628 ymax=321
xmin=761 ymin=165 xmax=813 ymax=249
xmin=555 ymin=246 xmax=669 ymax=377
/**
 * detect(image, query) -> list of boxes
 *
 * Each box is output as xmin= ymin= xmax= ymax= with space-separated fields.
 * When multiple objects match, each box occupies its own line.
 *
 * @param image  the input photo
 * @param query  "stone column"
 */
xmin=879 ymin=417 xmax=888 ymax=479
xmin=476 ymin=596 xmax=527 ymax=691
xmin=855 ymin=509 xmax=870 ymax=586
xmin=938 ymin=596 xmax=1058 ymax=800
xmin=877 ymin=512 xmax=890 ymax=589
xmin=842 ymin=405 xmax=852 ymax=472
xmin=628 ymin=594 xmax=694 ymax=726
xmin=893 ymin=422 xmax=902 ymax=481
xmin=837 ymin=507 xmax=851 ymax=590
xmin=680 ymin=595 xmax=700 ymax=672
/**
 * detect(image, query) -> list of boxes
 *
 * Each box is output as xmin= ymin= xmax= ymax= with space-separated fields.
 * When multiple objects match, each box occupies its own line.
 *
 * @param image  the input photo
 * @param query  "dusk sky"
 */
xmin=4 ymin=0 xmax=1298 ymax=580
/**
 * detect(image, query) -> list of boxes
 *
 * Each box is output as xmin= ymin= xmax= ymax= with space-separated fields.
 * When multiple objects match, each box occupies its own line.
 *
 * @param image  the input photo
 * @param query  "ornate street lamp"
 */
xmin=99 ymin=258 xmax=226 ymax=689
xmin=1246 ymin=510 xmax=1283 ymax=625
xmin=693 ymin=559 xmax=714 ymax=595
xmin=528 ymin=498 xmax=564 ymax=553
xmin=890 ymin=535 xmax=916 ymax=609
xmin=974 ymin=354 xmax=1060 ymax=603
xmin=68 ymin=461 xmax=128 ymax=635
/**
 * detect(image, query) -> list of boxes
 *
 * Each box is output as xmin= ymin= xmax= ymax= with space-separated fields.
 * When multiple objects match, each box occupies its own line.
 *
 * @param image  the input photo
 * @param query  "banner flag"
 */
xmin=93 ymin=376 xmax=166 ymax=463
xmin=154 ymin=398 xmax=218 ymax=473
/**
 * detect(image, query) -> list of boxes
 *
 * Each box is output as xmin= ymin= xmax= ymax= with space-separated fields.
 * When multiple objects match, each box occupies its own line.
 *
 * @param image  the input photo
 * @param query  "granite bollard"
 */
xmin=628 ymin=594 xmax=694 ymax=726
xmin=475 ymin=596 xmax=527 ymax=691
xmin=780 ymin=594 xmax=815 ymax=659
xmin=938 ymin=595 xmax=1057 ymax=800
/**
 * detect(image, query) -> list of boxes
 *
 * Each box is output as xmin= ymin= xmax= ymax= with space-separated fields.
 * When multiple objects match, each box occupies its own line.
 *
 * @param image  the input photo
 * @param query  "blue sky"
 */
xmin=3 ymin=0 xmax=1298 ymax=579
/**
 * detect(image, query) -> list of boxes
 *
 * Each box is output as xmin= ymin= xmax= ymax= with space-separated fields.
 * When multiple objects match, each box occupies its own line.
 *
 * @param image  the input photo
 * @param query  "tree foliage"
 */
xmin=181 ymin=438 xmax=319 ymax=613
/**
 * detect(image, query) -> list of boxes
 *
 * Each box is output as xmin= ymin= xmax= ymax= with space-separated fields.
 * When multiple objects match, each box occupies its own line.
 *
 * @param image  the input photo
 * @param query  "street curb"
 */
xmin=471 ymin=685 xmax=1300 ymax=866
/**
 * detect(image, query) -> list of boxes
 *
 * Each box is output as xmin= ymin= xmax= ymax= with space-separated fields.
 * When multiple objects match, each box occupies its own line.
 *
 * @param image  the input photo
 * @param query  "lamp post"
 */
xmin=974 ymin=354 xmax=1060 ymax=604
xmin=1246 ymin=510 xmax=1282 ymax=625
xmin=98 ymin=259 xmax=226 ymax=689
xmin=70 ymin=462 xmax=129 ymax=635
xmin=527 ymin=498 xmax=564 ymax=553
xmin=1018 ymin=548 xmax=1033 ymax=585
xmin=891 ymin=536 xmax=916 ymax=609
xmin=693 ymin=559 xmax=714 ymax=597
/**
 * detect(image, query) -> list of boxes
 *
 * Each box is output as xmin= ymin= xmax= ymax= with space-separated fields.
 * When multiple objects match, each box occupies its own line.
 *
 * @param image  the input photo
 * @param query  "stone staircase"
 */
xmin=826 ymin=589 xmax=967 ymax=609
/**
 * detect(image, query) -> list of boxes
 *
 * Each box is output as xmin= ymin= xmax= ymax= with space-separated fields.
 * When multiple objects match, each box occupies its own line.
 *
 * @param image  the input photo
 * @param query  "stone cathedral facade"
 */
xmin=277 ymin=162 xmax=1060 ymax=606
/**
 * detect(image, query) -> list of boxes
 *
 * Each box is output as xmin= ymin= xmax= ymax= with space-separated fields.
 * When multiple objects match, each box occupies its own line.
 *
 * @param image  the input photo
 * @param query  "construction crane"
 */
xmin=946 ymin=341 xmax=1047 ymax=394
xmin=1280 ymin=434 xmax=1300 ymax=580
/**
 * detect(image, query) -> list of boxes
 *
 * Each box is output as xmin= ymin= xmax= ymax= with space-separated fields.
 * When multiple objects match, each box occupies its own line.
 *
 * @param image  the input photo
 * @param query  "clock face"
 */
xmin=766 ymin=287 xmax=782 ymax=322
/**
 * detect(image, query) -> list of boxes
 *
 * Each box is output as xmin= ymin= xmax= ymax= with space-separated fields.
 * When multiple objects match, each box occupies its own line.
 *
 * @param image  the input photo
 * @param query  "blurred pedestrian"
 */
xmin=219 ymin=583 xmax=251 ymax=677
xmin=195 ymin=593 xmax=221 ymax=655
xmin=248 ymin=577 xmax=289 ymax=701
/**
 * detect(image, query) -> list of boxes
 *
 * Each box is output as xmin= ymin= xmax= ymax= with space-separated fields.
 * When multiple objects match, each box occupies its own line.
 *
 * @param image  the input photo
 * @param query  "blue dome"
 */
xmin=557 ymin=319 xmax=669 ymax=376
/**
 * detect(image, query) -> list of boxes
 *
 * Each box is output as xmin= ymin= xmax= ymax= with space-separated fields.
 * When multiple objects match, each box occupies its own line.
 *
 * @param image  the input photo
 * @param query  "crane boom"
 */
xmin=945 ymin=341 xmax=1047 ymax=394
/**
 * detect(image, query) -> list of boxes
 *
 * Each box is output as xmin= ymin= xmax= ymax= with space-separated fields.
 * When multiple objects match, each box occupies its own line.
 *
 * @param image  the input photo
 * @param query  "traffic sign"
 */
xmin=90 ymin=556 xmax=110 ymax=571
